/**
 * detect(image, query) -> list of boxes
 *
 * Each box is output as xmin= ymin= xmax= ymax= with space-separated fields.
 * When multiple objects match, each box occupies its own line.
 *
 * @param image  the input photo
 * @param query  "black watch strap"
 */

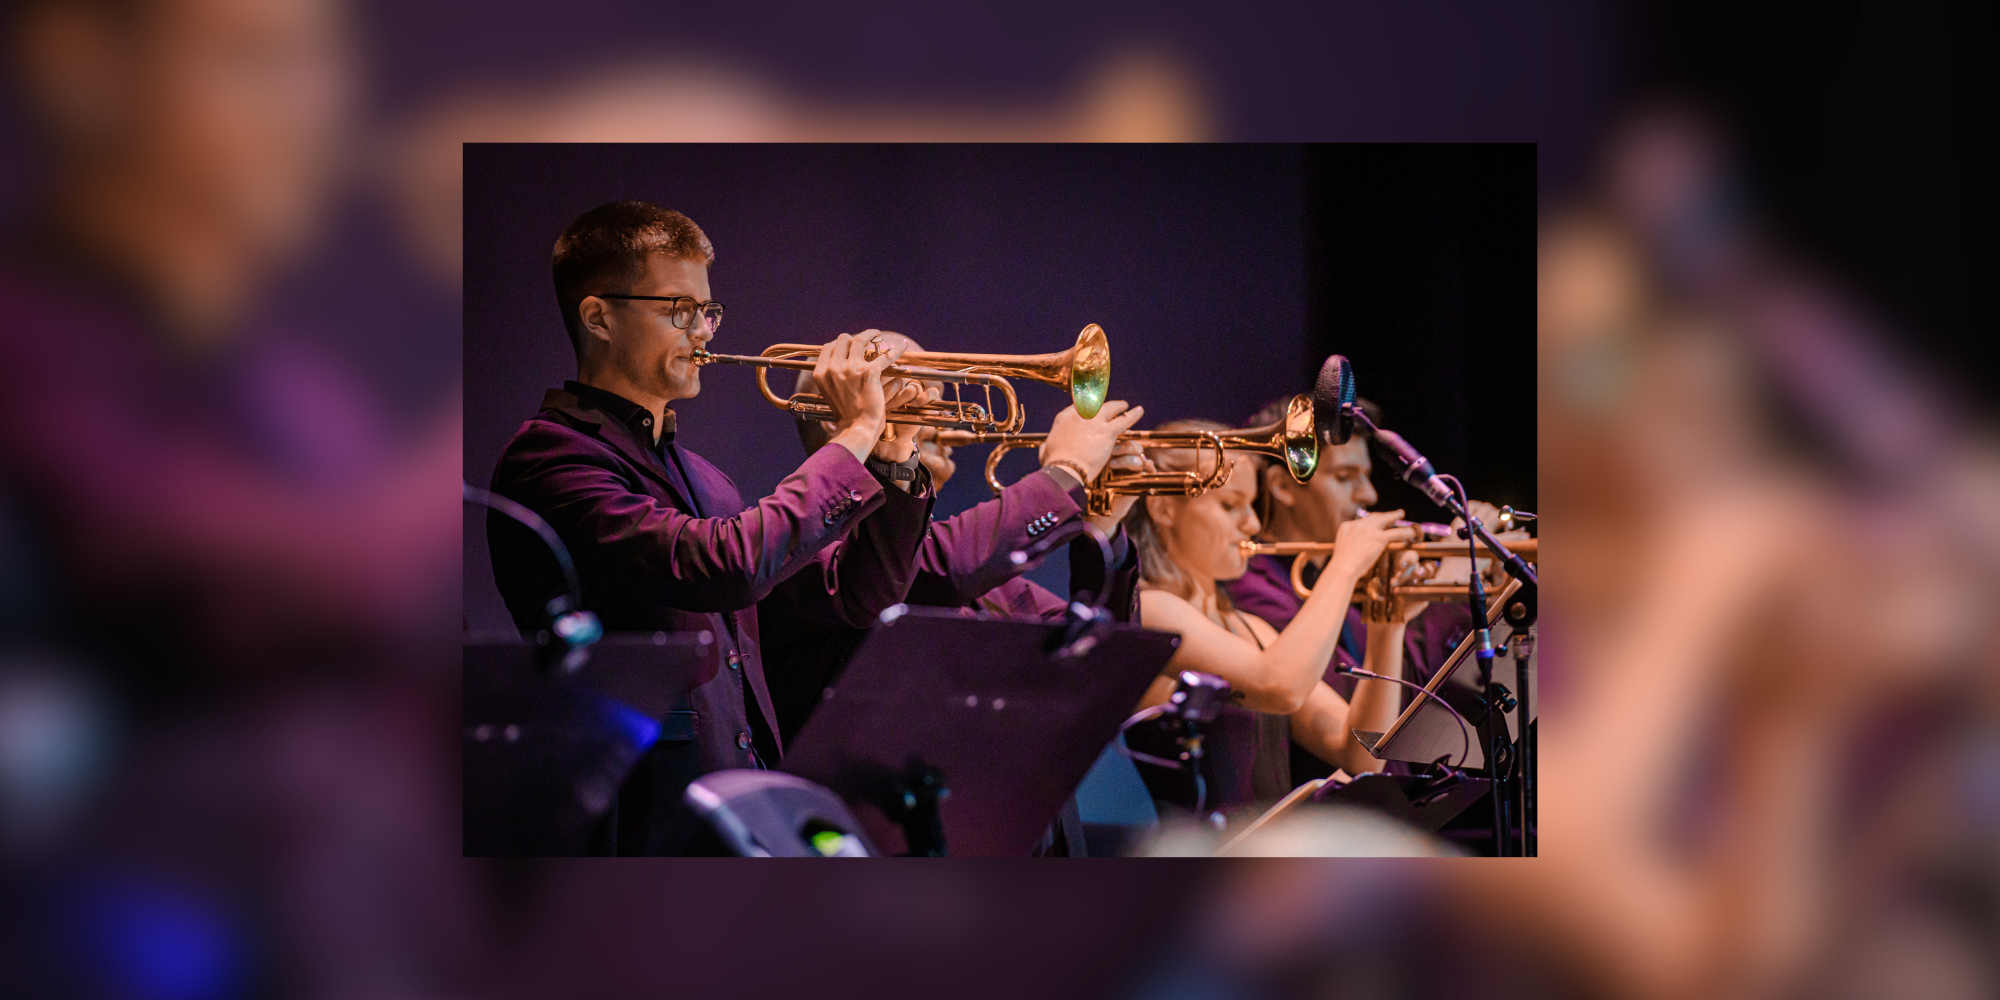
xmin=867 ymin=452 xmax=923 ymax=482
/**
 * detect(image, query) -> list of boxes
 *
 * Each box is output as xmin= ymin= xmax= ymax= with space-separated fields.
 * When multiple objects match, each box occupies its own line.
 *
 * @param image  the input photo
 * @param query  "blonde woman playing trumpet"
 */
xmin=1121 ymin=420 xmax=1424 ymax=820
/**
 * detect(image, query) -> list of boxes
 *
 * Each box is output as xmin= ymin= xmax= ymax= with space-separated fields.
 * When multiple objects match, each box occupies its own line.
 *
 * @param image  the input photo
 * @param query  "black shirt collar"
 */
xmin=563 ymin=380 xmax=676 ymax=446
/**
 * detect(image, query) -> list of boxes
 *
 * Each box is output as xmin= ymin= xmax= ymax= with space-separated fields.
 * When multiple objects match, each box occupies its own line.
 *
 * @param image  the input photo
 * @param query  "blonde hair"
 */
xmin=1121 ymin=418 xmax=1265 ymax=605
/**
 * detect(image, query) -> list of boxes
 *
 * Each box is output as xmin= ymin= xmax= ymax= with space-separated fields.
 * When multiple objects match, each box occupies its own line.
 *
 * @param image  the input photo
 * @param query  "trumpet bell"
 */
xmin=1276 ymin=394 xmax=1319 ymax=483
xmin=1068 ymin=324 xmax=1111 ymax=419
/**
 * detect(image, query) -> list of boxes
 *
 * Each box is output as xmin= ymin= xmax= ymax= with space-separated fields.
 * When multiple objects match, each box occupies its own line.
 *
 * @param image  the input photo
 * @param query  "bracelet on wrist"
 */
xmin=1044 ymin=459 xmax=1093 ymax=487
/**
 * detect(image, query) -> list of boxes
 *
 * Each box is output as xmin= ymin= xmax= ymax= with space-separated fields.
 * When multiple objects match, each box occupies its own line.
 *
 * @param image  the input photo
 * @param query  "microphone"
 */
xmin=1311 ymin=355 xmax=1357 ymax=445
xmin=1368 ymin=427 xmax=1457 ymax=509
xmin=1307 ymin=354 xmax=1452 ymax=508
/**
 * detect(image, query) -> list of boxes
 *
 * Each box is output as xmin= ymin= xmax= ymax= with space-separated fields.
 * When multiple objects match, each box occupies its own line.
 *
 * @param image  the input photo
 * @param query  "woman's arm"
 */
xmin=1137 ymin=511 xmax=1414 ymax=714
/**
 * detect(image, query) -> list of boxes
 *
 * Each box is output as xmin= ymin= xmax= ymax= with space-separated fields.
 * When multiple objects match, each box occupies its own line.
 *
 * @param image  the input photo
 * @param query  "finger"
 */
xmin=866 ymin=340 xmax=908 ymax=375
xmin=827 ymin=332 xmax=856 ymax=366
xmin=1108 ymin=405 xmax=1145 ymax=432
xmin=813 ymin=340 xmax=836 ymax=385
xmin=1093 ymin=400 xmax=1132 ymax=422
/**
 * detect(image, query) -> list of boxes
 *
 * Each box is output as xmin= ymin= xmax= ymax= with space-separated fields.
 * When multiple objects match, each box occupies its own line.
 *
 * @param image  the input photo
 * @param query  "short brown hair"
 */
xmin=551 ymin=201 xmax=715 ymax=354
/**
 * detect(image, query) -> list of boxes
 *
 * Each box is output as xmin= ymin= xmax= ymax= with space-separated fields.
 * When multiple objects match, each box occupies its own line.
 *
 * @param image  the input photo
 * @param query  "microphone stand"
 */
xmin=1345 ymin=410 xmax=1533 ymax=856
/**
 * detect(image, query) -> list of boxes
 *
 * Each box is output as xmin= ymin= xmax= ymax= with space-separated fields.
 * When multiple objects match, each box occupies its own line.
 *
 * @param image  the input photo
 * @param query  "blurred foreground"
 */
xmin=2 ymin=0 xmax=1995 ymax=998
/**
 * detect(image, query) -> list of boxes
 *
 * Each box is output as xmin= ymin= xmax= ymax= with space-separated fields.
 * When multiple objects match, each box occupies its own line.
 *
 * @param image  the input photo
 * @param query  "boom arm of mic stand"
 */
xmin=1345 ymin=408 xmax=1537 ymax=589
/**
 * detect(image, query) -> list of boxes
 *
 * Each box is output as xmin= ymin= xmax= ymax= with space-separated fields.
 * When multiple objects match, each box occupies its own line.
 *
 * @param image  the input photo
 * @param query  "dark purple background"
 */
xmin=463 ymin=144 xmax=1536 ymax=628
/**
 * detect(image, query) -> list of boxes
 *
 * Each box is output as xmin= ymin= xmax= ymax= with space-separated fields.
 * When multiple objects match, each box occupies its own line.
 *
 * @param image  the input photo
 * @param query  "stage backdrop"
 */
xmin=463 ymin=143 xmax=1534 ymax=630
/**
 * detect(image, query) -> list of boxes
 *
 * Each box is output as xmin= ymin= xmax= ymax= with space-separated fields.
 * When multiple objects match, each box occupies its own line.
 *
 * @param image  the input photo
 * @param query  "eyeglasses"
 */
xmin=596 ymin=294 xmax=725 ymax=332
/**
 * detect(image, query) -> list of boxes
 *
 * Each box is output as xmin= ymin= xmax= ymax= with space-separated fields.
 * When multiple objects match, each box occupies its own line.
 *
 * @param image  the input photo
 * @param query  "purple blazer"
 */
xmin=910 ymin=467 xmax=1141 ymax=622
xmin=762 ymin=467 xmax=1141 ymax=746
xmin=486 ymin=385 xmax=934 ymax=784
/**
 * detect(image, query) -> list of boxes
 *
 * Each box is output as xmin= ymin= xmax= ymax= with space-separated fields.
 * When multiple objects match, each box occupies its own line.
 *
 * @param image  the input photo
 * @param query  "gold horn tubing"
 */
xmin=798 ymin=322 xmax=1111 ymax=419
xmin=1121 ymin=394 xmax=1320 ymax=483
xmin=1236 ymin=537 xmax=1539 ymax=619
xmin=693 ymin=349 xmax=1023 ymax=431
xmin=937 ymin=429 xmax=1231 ymax=513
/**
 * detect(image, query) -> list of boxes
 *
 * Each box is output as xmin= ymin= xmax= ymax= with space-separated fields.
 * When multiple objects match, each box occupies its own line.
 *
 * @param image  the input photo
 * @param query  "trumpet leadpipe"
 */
xmin=692 ymin=350 xmax=989 ymax=385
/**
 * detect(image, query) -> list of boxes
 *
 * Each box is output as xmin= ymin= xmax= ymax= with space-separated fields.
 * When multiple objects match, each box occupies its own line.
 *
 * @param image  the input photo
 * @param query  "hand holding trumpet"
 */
xmin=1035 ymin=400 xmax=1148 ymax=529
xmin=813 ymin=331 xmax=929 ymax=462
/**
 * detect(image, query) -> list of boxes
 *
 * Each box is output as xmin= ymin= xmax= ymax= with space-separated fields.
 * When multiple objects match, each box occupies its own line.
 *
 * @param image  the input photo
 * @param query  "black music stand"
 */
xmin=1354 ymin=581 xmax=1536 ymax=771
xmin=781 ymin=605 xmax=1180 ymax=857
xmin=1310 ymin=772 xmax=1494 ymax=834
xmin=463 ymin=631 xmax=708 ymax=856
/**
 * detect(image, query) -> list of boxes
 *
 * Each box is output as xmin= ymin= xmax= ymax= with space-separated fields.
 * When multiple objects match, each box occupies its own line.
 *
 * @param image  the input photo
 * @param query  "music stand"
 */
xmin=463 ymin=632 xmax=708 ymax=856
xmin=1353 ymin=579 xmax=1536 ymax=770
xmin=781 ymin=606 xmax=1181 ymax=857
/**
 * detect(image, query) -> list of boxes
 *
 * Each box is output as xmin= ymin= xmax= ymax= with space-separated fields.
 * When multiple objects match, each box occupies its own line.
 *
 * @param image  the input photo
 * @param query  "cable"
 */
xmin=1116 ymin=704 xmax=1184 ymax=770
xmin=464 ymin=482 xmax=583 ymax=609
xmin=1335 ymin=666 xmax=1475 ymax=769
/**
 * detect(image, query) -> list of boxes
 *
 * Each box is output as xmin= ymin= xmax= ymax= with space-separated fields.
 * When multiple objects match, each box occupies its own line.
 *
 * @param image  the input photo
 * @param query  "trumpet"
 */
xmin=692 ymin=324 xmax=1111 ymax=434
xmin=1238 ymin=532 xmax=1539 ymax=622
xmin=937 ymin=393 xmax=1321 ymax=515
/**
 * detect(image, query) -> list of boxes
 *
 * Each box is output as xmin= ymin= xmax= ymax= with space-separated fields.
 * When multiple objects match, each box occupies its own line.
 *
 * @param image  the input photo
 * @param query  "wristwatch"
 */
xmin=866 ymin=451 xmax=929 ymax=492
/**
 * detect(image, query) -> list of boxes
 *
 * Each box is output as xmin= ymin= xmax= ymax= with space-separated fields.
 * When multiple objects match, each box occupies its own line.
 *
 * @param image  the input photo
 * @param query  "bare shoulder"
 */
xmin=1138 ymin=588 xmax=1203 ymax=628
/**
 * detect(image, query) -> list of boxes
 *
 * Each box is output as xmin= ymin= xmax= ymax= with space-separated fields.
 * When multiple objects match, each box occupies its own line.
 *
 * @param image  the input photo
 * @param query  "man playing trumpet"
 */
xmin=1223 ymin=396 xmax=1529 ymax=785
xmin=485 ymin=202 xmax=939 ymax=851
xmin=763 ymin=334 xmax=1149 ymax=854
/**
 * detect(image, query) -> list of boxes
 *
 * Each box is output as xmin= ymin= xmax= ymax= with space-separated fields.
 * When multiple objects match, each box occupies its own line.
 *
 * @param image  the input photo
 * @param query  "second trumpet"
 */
xmin=938 ymin=393 xmax=1321 ymax=515
xmin=1239 ymin=535 xmax=1539 ymax=622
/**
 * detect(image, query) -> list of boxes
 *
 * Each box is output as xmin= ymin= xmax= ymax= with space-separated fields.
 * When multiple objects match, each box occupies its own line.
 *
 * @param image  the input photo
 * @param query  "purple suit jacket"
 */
xmin=762 ymin=467 xmax=1141 ymax=747
xmin=486 ymin=385 xmax=934 ymax=780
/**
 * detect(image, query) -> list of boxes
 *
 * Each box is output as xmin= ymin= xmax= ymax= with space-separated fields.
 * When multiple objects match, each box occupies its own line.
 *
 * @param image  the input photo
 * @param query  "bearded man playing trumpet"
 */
xmin=1224 ymin=396 xmax=1533 ymax=786
xmin=1118 ymin=420 xmax=1419 ymax=819
xmin=486 ymin=202 xmax=941 ymax=852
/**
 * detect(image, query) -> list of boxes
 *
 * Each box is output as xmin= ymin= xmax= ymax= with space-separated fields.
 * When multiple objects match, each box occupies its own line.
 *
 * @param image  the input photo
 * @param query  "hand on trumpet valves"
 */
xmin=1322 ymin=510 xmax=1418 ymax=590
xmin=1082 ymin=438 xmax=1150 ymax=532
xmin=1381 ymin=548 xmax=1440 ymax=624
xmin=869 ymin=379 xmax=933 ymax=462
xmin=814 ymin=331 xmax=910 ymax=462
xmin=1038 ymin=399 xmax=1145 ymax=483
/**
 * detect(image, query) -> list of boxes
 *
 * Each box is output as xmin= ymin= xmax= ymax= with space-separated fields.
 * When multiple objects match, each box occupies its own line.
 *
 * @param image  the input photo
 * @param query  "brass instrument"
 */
xmin=692 ymin=324 xmax=1111 ymax=434
xmin=937 ymin=393 xmax=1321 ymax=516
xmin=1238 ymin=534 xmax=1539 ymax=622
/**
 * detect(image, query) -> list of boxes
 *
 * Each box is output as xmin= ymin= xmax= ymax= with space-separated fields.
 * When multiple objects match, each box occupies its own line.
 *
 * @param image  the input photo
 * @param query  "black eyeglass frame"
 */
xmin=594 ymin=293 xmax=725 ymax=331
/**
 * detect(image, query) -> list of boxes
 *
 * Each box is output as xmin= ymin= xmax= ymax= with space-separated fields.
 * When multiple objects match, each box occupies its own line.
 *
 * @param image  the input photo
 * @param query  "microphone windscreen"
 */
xmin=1312 ymin=355 xmax=1356 ymax=445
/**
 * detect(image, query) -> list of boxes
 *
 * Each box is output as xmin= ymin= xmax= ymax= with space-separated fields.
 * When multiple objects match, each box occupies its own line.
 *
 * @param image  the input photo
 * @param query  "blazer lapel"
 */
xmin=540 ymin=389 xmax=693 ymax=513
